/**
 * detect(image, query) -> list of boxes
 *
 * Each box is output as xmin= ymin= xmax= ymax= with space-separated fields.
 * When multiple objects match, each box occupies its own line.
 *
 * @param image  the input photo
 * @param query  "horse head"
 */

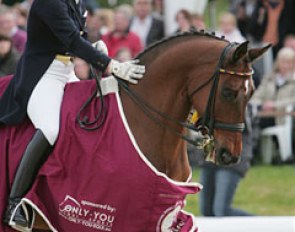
xmin=120 ymin=31 xmax=270 ymax=180
xmin=189 ymin=40 xmax=270 ymax=165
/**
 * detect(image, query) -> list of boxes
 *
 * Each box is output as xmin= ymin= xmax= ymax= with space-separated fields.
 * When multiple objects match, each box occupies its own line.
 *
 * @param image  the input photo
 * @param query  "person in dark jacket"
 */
xmin=199 ymin=131 xmax=253 ymax=216
xmin=187 ymin=111 xmax=254 ymax=216
xmin=0 ymin=34 xmax=20 ymax=77
xmin=198 ymin=109 xmax=254 ymax=216
xmin=130 ymin=0 xmax=165 ymax=47
xmin=0 ymin=0 xmax=145 ymax=230
xmin=248 ymin=0 xmax=295 ymax=57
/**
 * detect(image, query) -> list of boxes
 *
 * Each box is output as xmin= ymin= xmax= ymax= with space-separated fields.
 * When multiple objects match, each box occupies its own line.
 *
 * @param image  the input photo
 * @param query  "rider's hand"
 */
xmin=107 ymin=59 xmax=145 ymax=84
xmin=93 ymin=40 xmax=109 ymax=56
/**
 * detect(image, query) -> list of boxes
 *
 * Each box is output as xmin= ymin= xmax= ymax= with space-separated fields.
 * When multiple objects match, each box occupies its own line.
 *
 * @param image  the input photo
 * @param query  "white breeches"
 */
xmin=27 ymin=59 xmax=79 ymax=145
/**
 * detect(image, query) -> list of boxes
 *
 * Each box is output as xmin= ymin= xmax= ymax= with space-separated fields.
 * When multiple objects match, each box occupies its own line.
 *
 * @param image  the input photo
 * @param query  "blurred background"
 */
xmin=0 ymin=0 xmax=294 ymax=219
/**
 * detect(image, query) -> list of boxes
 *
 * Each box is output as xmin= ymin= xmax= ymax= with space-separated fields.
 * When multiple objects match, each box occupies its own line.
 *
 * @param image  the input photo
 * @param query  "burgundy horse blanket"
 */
xmin=0 ymin=76 xmax=202 ymax=232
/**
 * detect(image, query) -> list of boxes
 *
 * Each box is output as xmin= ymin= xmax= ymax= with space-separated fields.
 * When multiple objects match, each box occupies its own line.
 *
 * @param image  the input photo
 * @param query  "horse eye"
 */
xmin=222 ymin=89 xmax=237 ymax=101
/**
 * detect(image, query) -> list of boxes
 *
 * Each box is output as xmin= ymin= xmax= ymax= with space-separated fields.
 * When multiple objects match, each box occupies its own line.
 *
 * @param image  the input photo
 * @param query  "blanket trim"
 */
xmin=22 ymin=198 xmax=58 ymax=232
xmin=115 ymin=91 xmax=203 ymax=189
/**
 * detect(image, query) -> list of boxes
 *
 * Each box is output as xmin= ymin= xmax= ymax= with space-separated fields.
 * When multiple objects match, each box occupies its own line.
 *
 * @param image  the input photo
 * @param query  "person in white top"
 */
xmin=216 ymin=12 xmax=246 ymax=43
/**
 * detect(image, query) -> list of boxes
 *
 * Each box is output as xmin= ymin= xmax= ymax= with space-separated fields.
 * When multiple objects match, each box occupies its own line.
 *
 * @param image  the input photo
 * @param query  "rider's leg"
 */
xmin=4 ymin=60 xmax=77 ymax=228
xmin=4 ymin=130 xmax=52 ymax=228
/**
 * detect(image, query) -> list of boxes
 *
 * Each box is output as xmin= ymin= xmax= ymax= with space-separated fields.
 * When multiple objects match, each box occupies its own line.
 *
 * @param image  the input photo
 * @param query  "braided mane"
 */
xmin=136 ymin=29 xmax=229 ymax=59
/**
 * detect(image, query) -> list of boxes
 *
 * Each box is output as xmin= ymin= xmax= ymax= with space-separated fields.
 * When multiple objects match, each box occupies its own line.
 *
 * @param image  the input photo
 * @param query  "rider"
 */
xmin=0 ymin=0 xmax=145 ymax=230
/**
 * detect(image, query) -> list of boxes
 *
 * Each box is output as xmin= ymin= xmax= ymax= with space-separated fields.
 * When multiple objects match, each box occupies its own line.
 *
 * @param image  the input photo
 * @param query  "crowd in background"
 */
xmin=0 ymin=0 xmax=295 ymax=217
xmin=1 ymin=0 xmax=293 ymax=84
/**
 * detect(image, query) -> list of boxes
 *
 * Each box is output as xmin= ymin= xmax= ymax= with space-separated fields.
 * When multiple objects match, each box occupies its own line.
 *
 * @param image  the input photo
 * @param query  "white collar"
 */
xmin=134 ymin=15 xmax=153 ymax=24
xmin=75 ymin=0 xmax=79 ymax=4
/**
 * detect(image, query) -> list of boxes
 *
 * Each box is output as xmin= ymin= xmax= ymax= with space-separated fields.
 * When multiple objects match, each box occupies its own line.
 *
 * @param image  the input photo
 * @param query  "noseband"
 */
xmin=190 ymin=43 xmax=253 ymax=136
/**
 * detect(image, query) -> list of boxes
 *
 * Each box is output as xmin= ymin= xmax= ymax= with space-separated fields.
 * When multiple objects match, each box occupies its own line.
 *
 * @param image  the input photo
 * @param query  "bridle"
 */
xmin=80 ymin=42 xmax=254 ymax=148
xmin=189 ymin=42 xmax=253 ymax=137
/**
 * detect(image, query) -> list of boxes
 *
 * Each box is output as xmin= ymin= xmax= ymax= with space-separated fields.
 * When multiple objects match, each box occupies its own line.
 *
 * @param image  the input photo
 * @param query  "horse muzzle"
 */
xmin=194 ymin=133 xmax=241 ymax=166
xmin=202 ymin=141 xmax=241 ymax=166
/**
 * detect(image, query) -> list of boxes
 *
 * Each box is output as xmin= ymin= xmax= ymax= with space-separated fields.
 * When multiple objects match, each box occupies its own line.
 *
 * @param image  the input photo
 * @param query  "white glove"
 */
xmin=108 ymin=59 xmax=145 ymax=84
xmin=93 ymin=40 xmax=109 ymax=56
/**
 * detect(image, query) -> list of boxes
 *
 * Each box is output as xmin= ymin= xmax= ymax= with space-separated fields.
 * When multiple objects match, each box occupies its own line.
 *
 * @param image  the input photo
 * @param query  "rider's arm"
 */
xmin=34 ymin=0 xmax=111 ymax=71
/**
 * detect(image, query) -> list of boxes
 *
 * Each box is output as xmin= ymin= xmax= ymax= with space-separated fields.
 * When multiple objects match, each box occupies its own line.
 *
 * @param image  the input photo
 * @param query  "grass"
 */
xmin=184 ymin=165 xmax=295 ymax=216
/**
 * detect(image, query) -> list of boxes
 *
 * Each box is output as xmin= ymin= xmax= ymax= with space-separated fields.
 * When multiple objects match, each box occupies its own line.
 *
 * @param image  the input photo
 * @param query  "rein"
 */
xmin=70 ymin=0 xmax=107 ymax=131
xmin=116 ymin=42 xmax=251 ymax=147
xmin=77 ymin=42 xmax=251 ymax=147
xmin=116 ymin=78 xmax=204 ymax=146
xmin=76 ymin=66 xmax=107 ymax=130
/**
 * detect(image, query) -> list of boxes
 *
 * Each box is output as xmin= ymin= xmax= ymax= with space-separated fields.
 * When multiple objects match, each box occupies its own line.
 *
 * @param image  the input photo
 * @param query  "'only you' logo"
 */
xmin=59 ymin=195 xmax=116 ymax=231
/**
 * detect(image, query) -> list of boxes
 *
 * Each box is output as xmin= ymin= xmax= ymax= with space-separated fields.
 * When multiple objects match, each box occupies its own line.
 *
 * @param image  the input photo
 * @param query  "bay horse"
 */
xmin=0 ymin=31 xmax=269 ymax=231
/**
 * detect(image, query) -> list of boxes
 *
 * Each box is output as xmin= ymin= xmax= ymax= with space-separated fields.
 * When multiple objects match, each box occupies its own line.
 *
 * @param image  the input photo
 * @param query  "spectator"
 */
xmin=74 ymin=58 xmax=91 ymax=80
xmin=229 ymin=0 xmax=256 ymax=37
xmin=152 ymin=0 xmax=163 ymax=19
xmin=0 ymin=5 xmax=27 ymax=53
xmin=114 ymin=47 xmax=132 ymax=62
xmin=0 ymin=34 xmax=20 ymax=77
xmin=19 ymin=0 xmax=34 ymax=12
xmin=199 ymin=110 xmax=254 ymax=216
xmin=11 ymin=4 xmax=29 ymax=31
xmin=96 ymin=8 xmax=115 ymax=36
xmin=248 ymin=0 xmax=295 ymax=57
xmin=102 ymin=6 xmax=143 ymax=58
xmin=130 ymin=0 xmax=164 ymax=47
xmin=86 ymin=9 xmax=104 ymax=43
xmin=250 ymin=47 xmax=295 ymax=129
xmin=216 ymin=12 xmax=246 ymax=43
xmin=175 ymin=9 xmax=195 ymax=33
xmin=284 ymin=34 xmax=295 ymax=52
xmin=191 ymin=13 xmax=206 ymax=31
xmin=117 ymin=3 xmax=134 ymax=18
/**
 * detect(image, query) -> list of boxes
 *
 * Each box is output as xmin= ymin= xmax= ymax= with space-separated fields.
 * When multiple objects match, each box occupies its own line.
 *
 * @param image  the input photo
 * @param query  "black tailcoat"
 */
xmin=0 ymin=0 xmax=111 ymax=125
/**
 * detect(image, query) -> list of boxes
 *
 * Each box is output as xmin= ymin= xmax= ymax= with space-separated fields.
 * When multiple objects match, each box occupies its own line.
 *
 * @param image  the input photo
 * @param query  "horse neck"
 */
xmin=120 ymin=37 xmax=224 ymax=181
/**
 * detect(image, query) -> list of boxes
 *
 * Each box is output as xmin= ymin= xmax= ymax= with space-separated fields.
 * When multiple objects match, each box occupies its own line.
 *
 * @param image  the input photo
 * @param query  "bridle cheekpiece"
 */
xmin=190 ymin=42 xmax=253 ymax=140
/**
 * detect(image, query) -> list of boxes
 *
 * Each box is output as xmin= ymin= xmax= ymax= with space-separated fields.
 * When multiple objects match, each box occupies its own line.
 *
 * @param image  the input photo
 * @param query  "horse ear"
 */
xmin=248 ymin=44 xmax=272 ymax=62
xmin=231 ymin=41 xmax=249 ymax=63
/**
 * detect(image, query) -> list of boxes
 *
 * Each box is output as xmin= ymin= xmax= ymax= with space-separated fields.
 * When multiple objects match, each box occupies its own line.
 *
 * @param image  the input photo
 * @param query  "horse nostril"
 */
xmin=218 ymin=149 xmax=240 ymax=165
xmin=220 ymin=151 xmax=232 ymax=165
